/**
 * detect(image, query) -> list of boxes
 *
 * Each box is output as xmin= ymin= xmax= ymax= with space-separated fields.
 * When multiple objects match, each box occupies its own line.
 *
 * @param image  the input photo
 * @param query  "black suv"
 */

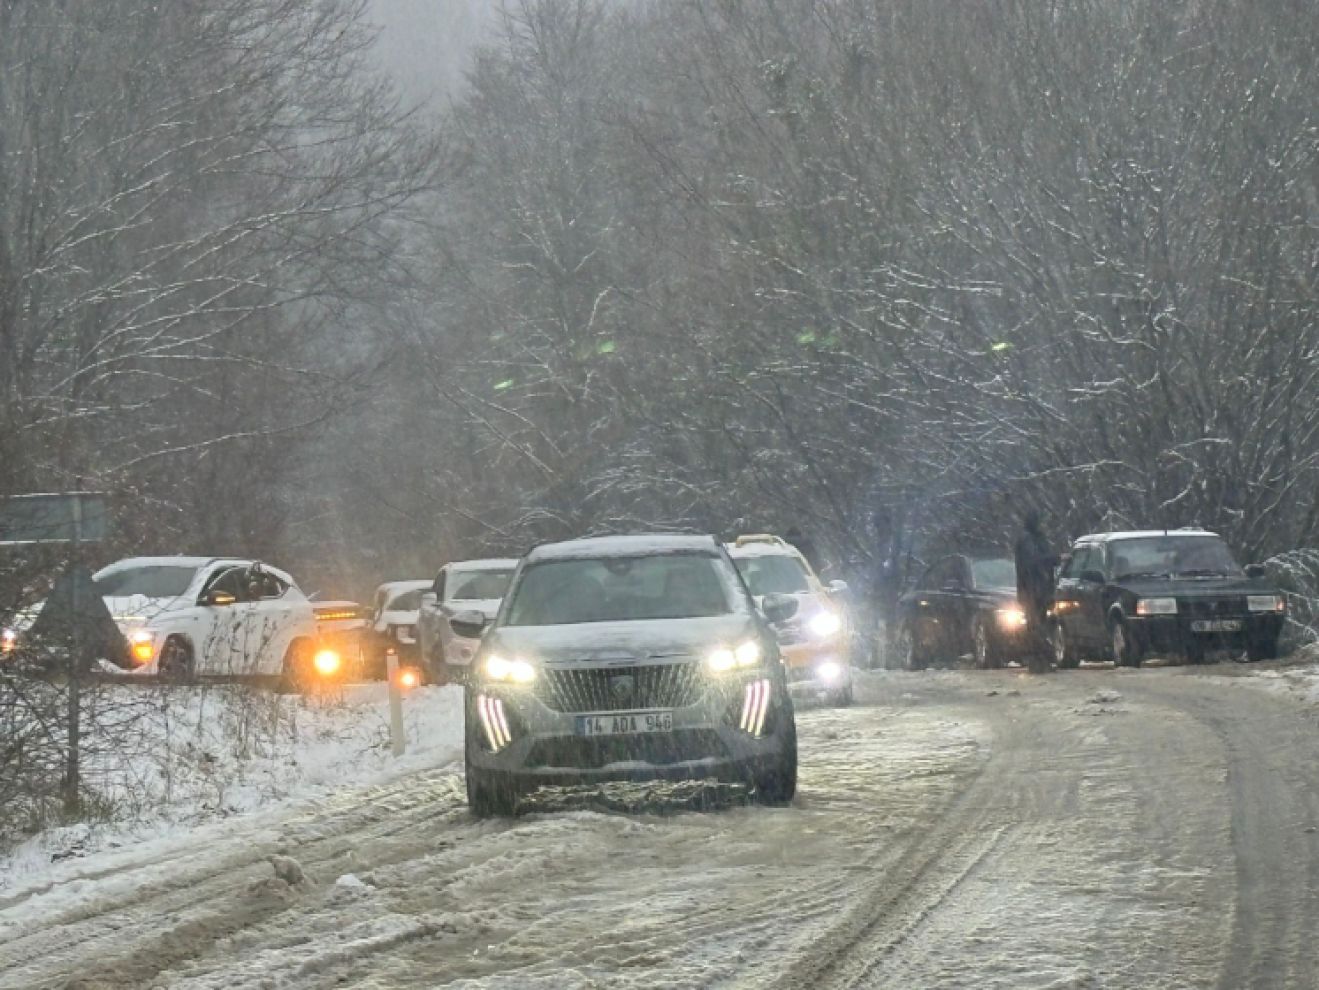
xmin=1051 ymin=530 xmax=1287 ymax=667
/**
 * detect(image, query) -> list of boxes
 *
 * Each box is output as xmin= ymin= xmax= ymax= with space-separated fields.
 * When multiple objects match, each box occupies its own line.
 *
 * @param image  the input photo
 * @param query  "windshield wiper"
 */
xmin=1174 ymin=569 xmax=1235 ymax=578
xmin=1114 ymin=571 xmax=1171 ymax=581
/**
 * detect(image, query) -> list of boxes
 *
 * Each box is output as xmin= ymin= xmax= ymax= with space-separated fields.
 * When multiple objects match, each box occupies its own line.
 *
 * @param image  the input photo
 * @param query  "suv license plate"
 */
xmin=576 ymin=712 xmax=674 ymax=737
xmin=1191 ymin=619 xmax=1241 ymax=632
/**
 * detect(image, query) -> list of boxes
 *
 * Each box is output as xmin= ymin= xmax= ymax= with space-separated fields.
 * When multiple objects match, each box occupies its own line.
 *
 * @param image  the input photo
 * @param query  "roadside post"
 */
xmin=385 ymin=646 xmax=406 ymax=756
xmin=0 ymin=491 xmax=110 ymax=814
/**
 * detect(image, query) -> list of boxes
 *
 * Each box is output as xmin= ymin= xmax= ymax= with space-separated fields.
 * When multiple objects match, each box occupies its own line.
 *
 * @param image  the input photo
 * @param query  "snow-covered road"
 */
xmin=5 ymin=665 xmax=1319 ymax=988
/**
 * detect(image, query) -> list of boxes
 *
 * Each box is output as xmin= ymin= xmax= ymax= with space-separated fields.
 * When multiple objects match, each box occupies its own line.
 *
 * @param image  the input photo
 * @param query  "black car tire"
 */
xmin=752 ymin=715 xmax=798 ymax=806
xmin=1051 ymin=623 xmax=1080 ymax=670
xmin=276 ymin=638 xmax=316 ymax=694
xmin=465 ymin=752 xmax=518 ymax=818
xmin=972 ymin=616 xmax=1001 ymax=670
xmin=1246 ymin=635 xmax=1279 ymax=662
xmin=898 ymin=624 xmax=929 ymax=671
xmin=1110 ymin=617 xmax=1143 ymax=668
xmin=158 ymin=637 xmax=194 ymax=682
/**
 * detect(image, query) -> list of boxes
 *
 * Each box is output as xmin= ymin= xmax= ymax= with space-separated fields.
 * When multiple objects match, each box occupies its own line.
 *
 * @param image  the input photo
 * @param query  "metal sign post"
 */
xmin=1 ymin=491 xmax=109 ymax=815
xmin=385 ymin=647 xmax=406 ymax=757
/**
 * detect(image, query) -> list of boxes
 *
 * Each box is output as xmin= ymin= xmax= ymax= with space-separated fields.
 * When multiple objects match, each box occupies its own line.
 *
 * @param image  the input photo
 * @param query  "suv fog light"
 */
xmin=128 ymin=630 xmax=155 ymax=664
xmin=739 ymin=678 xmax=771 ymax=736
xmin=477 ymin=693 xmax=513 ymax=752
xmin=996 ymin=607 xmax=1027 ymax=630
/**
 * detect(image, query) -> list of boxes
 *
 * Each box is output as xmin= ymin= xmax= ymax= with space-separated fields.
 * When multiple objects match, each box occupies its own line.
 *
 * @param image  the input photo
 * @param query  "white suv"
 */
xmin=91 ymin=556 xmax=320 ymax=685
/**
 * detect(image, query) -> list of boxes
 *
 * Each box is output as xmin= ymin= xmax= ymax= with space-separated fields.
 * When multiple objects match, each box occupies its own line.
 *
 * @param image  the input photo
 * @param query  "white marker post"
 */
xmin=385 ymin=647 xmax=406 ymax=756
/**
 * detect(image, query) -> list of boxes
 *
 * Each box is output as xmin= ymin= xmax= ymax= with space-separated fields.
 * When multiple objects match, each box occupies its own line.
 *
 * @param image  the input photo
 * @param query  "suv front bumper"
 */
xmin=1127 ymin=612 xmax=1284 ymax=651
xmin=466 ymin=669 xmax=793 ymax=788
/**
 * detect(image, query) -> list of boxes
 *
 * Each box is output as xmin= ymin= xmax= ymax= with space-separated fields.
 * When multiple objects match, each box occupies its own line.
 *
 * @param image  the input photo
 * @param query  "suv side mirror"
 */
xmin=1080 ymin=570 xmax=1106 ymax=585
xmin=201 ymin=589 xmax=237 ymax=607
xmin=1245 ymin=563 xmax=1267 ymax=579
xmin=761 ymin=593 xmax=798 ymax=624
xmin=449 ymin=609 xmax=487 ymax=639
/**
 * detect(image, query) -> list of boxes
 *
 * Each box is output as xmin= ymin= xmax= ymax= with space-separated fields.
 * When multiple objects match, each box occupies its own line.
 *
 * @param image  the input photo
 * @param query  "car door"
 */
xmin=196 ymin=565 xmax=254 ymax=675
xmin=941 ymin=556 xmax=976 ymax=656
xmin=247 ymin=569 xmax=300 ymax=675
xmin=1070 ymin=546 xmax=1110 ymax=648
xmin=906 ymin=563 xmax=941 ymax=653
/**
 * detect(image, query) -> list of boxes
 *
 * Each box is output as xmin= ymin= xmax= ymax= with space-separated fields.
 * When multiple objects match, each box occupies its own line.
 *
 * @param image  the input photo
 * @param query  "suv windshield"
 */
xmin=505 ymin=554 xmax=732 ymax=625
xmin=1109 ymin=536 xmax=1243 ymax=579
xmin=95 ymin=565 xmax=198 ymax=598
xmin=733 ymin=555 xmax=810 ymax=596
xmin=971 ymin=558 xmax=1017 ymax=589
xmin=447 ymin=569 xmax=513 ymax=601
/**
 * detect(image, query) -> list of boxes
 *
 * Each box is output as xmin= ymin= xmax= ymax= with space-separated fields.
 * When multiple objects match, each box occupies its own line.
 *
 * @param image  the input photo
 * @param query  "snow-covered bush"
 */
xmin=1266 ymin=549 xmax=1319 ymax=652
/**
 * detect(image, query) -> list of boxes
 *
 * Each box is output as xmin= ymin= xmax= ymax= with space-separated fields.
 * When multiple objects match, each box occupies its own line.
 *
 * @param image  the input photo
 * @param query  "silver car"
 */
xmin=456 ymin=534 xmax=799 ymax=816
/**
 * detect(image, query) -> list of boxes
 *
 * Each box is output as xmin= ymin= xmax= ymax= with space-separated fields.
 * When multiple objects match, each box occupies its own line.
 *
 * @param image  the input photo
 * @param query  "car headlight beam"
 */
xmin=708 ymin=639 xmax=762 ymax=673
xmin=484 ymin=654 xmax=537 ymax=684
xmin=995 ymin=606 xmax=1028 ymax=630
xmin=1135 ymin=597 xmax=1178 ymax=616
xmin=807 ymin=609 xmax=843 ymax=639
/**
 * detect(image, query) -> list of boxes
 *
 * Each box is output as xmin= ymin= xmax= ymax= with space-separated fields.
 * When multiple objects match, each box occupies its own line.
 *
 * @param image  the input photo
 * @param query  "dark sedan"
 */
xmin=1050 ymin=530 xmax=1287 ymax=667
xmin=896 ymin=555 xmax=1029 ymax=670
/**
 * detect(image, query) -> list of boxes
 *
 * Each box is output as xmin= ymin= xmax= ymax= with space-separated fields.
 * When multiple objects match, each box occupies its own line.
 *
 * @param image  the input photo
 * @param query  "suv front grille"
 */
xmin=535 ymin=662 xmax=705 ymax=713
xmin=1183 ymin=598 xmax=1246 ymax=619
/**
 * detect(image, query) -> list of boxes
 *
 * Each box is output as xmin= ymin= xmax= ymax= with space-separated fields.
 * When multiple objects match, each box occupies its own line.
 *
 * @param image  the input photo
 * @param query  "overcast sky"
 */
xmin=368 ymin=0 xmax=497 ymax=105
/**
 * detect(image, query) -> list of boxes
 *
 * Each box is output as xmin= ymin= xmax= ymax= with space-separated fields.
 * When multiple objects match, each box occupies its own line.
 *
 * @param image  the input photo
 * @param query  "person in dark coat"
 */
xmin=1014 ymin=508 xmax=1059 ymax=671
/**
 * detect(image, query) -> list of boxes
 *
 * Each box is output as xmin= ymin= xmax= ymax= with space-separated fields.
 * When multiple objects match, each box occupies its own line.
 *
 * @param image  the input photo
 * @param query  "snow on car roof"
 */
xmin=448 ymin=557 xmax=519 ymax=573
xmin=376 ymin=579 xmax=432 ymax=594
xmin=1076 ymin=529 xmax=1217 ymax=543
xmin=93 ymin=556 xmax=296 ymax=585
xmin=527 ymin=534 xmax=718 ymax=561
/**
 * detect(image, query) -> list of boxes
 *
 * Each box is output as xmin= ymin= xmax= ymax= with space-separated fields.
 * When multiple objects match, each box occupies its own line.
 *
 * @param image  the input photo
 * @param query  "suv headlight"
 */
xmin=996 ymin=606 xmax=1027 ymax=630
xmin=1 ymin=628 xmax=17 ymax=654
xmin=484 ymin=654 xmax=537 ymax=684
xmin=707 ymin=640 xmax=762 ymax=672
xmin=1135 ymin=598 xmax=1177 ymax=616
xmin=807 ymin=609 xmax=842 ymax=639
xmin=1247 ymin=595 xmax=1285 ymax=613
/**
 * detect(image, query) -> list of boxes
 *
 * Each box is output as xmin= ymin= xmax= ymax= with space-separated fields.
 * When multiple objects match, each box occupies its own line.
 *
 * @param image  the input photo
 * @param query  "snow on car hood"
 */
xmin=487 ymin=614 xmax=758 ymax=663
xmin=101 ymin=594 xmax=191 ymax=624
xmin=446 ymin=598 xmax=503 ymax=621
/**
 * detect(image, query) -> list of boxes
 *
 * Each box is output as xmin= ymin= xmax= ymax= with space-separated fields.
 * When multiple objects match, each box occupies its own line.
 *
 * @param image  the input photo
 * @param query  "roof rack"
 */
xmin=733 ymin=533 xmax=785 ymax=547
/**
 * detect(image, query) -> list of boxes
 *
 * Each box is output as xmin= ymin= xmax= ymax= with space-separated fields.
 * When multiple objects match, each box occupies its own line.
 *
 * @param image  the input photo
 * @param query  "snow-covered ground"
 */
xmin=1 ymin=682 xmax=464 ymax=899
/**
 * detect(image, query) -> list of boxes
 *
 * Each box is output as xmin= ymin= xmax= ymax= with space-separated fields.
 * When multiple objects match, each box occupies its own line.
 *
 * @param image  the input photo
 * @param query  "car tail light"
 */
xmin=739 ymin=678 xmax=772 ymax=737
xmin=477 ymin=694 xmax=514 ymax=752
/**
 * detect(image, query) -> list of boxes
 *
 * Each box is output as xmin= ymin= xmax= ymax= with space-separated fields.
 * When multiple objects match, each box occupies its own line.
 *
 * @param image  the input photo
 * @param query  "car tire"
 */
xmin=1051 ymin=623 xmax=1080 ymax=670
xmin=1110 ymin=617 xmax=1143 ymax=668
xmin=1246 ymin=635 xmax=1279 ymax=662
xmin=898 ymin=625 xmax=929 ymax=672
xmin=158 ymin=637 xmax=194 ymax=682
xmin=972 ymin=617 xmax=1001 ymax=670
xmin=752 ymin=715 xmax=798 ymax=806
xmin=276 ymin=639 xmax=315 ymax=694
xmin=465 ymin=751 xmax=518 ymax=818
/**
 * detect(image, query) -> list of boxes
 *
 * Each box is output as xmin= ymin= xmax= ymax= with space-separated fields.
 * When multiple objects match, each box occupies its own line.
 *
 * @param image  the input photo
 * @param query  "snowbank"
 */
xmin=0 ymin=682 xmax=464 ymax=894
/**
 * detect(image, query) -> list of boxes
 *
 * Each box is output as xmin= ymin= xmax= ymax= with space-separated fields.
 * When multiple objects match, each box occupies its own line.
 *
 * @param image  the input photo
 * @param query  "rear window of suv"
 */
xmin=505 ymin=554 xmax=732 ymax=625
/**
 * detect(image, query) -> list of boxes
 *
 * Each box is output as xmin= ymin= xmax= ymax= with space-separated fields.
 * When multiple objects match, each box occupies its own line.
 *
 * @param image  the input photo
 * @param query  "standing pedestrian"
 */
xmin=1014 ymin=507 xmax=1059 ymax=673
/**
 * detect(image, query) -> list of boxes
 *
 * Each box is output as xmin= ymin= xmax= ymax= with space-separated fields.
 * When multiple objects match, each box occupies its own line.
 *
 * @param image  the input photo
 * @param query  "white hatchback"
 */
xmin=92 ymin=556 xmax=321 ymax=684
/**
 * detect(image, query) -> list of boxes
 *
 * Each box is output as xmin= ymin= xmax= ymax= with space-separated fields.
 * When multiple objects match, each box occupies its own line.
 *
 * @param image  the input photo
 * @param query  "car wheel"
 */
xmin=158 ymin=637 xmax=194 ymax=682
xmin=276 ymin=639 xmax=315 ymax=694
xmin=1246 ymin=635 xmax=1279 ymax=662
xmin=1183 ymin=640 xmax=1207 ymax=665
xmin=1051 ymin=623 xmax=1080 ymax=670
xmin=465 ymin=751 xmax=518 ymax=818
xmin=898 ymin=625 xmax=928 ymax=672
xmin=972 ymin=617 xmax=1000 ymax=670
xmin=752 ymin=714 xmax=798 ymax=806
xmin=1111 ymin=618 xmax=1143 ymax=668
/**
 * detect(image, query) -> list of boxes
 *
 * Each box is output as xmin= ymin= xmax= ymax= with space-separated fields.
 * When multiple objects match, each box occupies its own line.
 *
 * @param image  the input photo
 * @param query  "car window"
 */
xmin=386 ymin=589 xmax=424 ymax=611
xmin=970 ymin=558 xmax=1016 ymax=589
xmin=248 ymin=570 xmax=287 ymax=600
xmin=207 ymin=566 xmax=250 ymax=601
xmin=505 ymin=554 xmax=733 ymax=625
xmin=447 ymin=568 xmax=513 ymax=601
xmin=733 ymin=555 xmax=810 ymax=595
xmin=95 ymin=565 xmax=198 ymax=598
xmin=1108 ymin=536 xmax=1242 ymax=579
xmin=1063 ymin=546 xmax=1100 ymax=579
xmin=928 ymin=557 xmax=963 ymax=589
